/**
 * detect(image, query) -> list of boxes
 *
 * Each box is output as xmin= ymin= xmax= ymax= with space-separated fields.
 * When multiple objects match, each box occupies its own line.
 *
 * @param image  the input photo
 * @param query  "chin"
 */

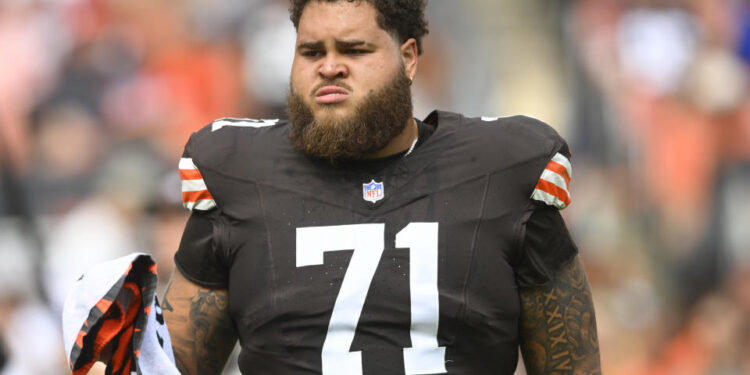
xmin=313 ymin=103 xmax=354 ymax=121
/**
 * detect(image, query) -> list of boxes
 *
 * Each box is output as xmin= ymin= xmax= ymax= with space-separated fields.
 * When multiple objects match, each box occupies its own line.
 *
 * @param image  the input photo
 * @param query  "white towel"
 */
xmin=61 ymin=253 xmax=180 ymax=375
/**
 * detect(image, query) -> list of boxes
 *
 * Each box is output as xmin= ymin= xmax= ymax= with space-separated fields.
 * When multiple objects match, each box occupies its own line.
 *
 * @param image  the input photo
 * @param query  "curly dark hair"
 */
xmin=289 ymin=0 xmax=429 ymax=55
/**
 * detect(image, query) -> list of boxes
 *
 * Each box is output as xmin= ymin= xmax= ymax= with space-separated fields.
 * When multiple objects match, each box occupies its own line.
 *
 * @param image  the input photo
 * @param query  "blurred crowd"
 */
xmin=562 ymin=0 xmax=750 ymax=373
xmin=0 ymin=0 xmax=748 ymax=374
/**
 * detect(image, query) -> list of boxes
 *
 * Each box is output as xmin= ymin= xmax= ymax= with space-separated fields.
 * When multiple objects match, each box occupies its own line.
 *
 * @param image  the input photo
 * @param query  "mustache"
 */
xmin=310 ymin=80 xmax=354 ymax=97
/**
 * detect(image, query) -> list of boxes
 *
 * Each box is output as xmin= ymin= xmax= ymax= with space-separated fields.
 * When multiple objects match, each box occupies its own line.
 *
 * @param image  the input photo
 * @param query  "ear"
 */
xmin=400 ymin=38 xmax=418 ymax=81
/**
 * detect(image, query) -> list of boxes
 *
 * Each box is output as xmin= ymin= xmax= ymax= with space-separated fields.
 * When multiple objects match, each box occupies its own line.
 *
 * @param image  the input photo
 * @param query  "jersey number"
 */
xmin=297 ymin=223 xmax=447 ymax=375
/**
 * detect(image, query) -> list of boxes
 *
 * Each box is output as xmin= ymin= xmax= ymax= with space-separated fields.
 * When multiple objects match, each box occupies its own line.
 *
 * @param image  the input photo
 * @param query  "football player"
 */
xmin=164 ymin=0 xmax=602 ymax=374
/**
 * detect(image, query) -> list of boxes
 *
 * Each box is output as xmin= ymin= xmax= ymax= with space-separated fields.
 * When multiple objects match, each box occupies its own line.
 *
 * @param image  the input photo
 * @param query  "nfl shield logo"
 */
xmin=362 ymin=180 xmax=384 ymax=203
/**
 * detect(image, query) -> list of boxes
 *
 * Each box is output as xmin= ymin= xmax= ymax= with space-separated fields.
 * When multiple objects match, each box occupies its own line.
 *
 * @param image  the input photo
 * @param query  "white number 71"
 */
xmin=296 ymin=223 xmax=447 ymax=375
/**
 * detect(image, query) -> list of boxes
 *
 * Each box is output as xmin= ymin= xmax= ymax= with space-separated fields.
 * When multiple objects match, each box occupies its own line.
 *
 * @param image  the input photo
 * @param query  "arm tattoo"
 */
xmin=164 ymin=273 xmax=236 ymax=375
xmin=519 ymin=257 xmax=602 ymax=375
xmin=186 ymin=290 xmax=235 ymax=374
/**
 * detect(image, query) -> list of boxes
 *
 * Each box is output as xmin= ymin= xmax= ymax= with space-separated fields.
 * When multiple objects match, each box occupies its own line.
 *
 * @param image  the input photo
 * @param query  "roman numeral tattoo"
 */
xmin=519 ymin=257 xmax=602 ymax=375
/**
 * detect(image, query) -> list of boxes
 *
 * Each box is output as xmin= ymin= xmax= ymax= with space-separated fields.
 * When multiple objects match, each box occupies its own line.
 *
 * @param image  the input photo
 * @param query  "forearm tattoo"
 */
xmin=165 ymin=281 xmax=236 ymax=375
xmin=519 ymin=257 xmax=601 ymax=375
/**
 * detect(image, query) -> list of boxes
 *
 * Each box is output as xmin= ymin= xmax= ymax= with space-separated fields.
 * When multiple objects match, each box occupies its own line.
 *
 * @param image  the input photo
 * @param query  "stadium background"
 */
xmin=0 ymin=0 xmax=749 ymax=373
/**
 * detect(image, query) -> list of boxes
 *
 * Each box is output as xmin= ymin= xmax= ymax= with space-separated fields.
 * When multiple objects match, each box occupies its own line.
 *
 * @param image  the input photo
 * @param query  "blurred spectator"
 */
xmin=241 ymin=0 xmax=296 ymax=117
xmin=564 ymin=0 xmax=750 ymax=373
xmin=0 ymin=220 xmax=65 ymax=374
xmin=0 ymin=0 xmax=71 ymax=170
xmin=102 ymin=0 xmax=245 ymax=161
xmin=23 ymin=98 xmax=105 ymax=216
xmin=617 ymin=4 xmax=698 ymax=96
xmin=41 ymin=141 xmax=168 ymax=304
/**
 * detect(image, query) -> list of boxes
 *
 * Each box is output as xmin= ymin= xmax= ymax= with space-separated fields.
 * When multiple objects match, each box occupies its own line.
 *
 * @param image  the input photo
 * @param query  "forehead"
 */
xmin=296 ymin=1 xmax=393 ymax=44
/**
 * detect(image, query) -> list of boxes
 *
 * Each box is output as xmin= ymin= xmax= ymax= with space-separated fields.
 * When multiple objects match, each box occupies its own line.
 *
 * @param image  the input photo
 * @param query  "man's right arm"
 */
xmin=162 ymin=269 xmax=237 ymax=375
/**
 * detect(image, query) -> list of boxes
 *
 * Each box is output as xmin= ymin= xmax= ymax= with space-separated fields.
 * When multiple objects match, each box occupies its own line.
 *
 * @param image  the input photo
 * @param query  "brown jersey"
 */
xmin=175 ymin=110 xmax=577 ymax=374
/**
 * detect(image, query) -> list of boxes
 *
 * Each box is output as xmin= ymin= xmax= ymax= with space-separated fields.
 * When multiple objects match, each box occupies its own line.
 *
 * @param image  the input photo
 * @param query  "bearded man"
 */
xmin=164 ymin=1 xmax=602 ymax=374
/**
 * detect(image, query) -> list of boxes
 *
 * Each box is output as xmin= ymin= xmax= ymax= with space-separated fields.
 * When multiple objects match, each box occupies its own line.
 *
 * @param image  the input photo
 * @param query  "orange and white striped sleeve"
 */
xmin=530 ymin=152 xmax=572 ymax=210
xmin=178 ymin=157 xmax=217 ymax=211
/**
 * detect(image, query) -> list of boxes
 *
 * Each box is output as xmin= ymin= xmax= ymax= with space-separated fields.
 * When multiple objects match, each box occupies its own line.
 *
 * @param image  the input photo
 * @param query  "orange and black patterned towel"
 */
xmin=63 ymin=253 xmax=179 ymax=375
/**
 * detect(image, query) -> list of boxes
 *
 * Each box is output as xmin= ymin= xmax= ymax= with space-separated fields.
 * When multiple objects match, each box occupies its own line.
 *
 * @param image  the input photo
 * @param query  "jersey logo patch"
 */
xmin=362 ymin=180 xmax=384 ymax=203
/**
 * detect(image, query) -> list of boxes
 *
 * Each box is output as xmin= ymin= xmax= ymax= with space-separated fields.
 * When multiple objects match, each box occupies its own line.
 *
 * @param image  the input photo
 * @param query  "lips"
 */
xmin=315 ymin=85 xmax=350 ymax=104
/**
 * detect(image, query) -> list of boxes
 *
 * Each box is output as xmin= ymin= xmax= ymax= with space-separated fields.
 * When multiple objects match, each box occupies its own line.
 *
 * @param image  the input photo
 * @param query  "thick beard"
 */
xmin=287 ymin=70 xmax=413 ymax=162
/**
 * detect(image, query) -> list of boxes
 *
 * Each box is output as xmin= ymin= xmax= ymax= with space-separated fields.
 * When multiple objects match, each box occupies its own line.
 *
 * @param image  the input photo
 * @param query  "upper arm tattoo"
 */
xmin=163 ymin=272 xmax=237 ymax=375
xmin=519 ymin=256 xmax=601 ymax=375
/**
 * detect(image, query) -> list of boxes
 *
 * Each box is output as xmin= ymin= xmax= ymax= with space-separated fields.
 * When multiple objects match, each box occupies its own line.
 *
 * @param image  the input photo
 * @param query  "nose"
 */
xmin=318 ymin=55 xmax=348 ymax=80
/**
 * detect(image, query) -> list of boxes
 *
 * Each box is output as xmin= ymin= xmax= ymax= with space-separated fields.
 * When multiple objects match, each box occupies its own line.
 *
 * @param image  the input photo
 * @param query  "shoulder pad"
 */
xmin=178 ymin=117 xmax=287 ymax=211
xmin=461 ymin=112 xmax=573 ymax=209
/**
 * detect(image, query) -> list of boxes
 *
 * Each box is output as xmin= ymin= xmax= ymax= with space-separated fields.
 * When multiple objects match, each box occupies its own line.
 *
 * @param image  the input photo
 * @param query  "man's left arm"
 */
xmin=519 ymin=255 xmax=602 ymax=375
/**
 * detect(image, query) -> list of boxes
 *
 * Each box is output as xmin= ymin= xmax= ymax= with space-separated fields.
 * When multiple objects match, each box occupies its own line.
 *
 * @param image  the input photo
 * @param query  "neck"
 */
xmin=362 ymin=117 xmax=417 ymax=159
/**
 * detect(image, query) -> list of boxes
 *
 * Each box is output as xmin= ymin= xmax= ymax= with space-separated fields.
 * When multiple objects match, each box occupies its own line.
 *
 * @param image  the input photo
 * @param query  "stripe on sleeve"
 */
xmin=179 ymin=157 xmax=216 ymax=211
xmin=182 ymin=189 xmax=214 ymax=204
xmin=532 ymin=180 xmax=571 ymax=209
xmin=544 ymin=160 xmax=571 ymax=186
xmin=531 ymin=152 xmax=572 ymax=209
xmin=538 ymin=168 xmax=569 ymax=192
xmin=178 ymin=157 xmax=197 ymax=170
xmin=551 ymin=153 xmax=572 ymax=179
xmin=181 ymin=179 xmax=209 ymax=193
xmin=184 ymin=199 xmax=217 ymax=211
xmin=179 ymin=169 xmax=202 ymax=181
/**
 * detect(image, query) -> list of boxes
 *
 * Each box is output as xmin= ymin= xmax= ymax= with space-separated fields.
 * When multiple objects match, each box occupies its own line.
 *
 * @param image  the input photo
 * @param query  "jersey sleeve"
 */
xmin=174 ymin=211 xmax=229 ymax=287
xmin=530 ymin=145 xmax=572 ymax=210
xmin=514 ymin=205 xmax=579 ymax=288
xmin=516 ymin=124 xmax=577 ymax=287
xmin=173 ymin=134 xmax=229 ymax=288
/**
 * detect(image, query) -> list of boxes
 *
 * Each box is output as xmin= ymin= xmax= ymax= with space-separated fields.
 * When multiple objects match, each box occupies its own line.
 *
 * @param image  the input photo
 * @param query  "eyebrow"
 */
xmin=296 ymin=40 xmax=375 ymax=51
xmin=336 ymin=40 xmax=373 ymax=48
xmin=297 ymin=41 xmax=324 ymax=51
